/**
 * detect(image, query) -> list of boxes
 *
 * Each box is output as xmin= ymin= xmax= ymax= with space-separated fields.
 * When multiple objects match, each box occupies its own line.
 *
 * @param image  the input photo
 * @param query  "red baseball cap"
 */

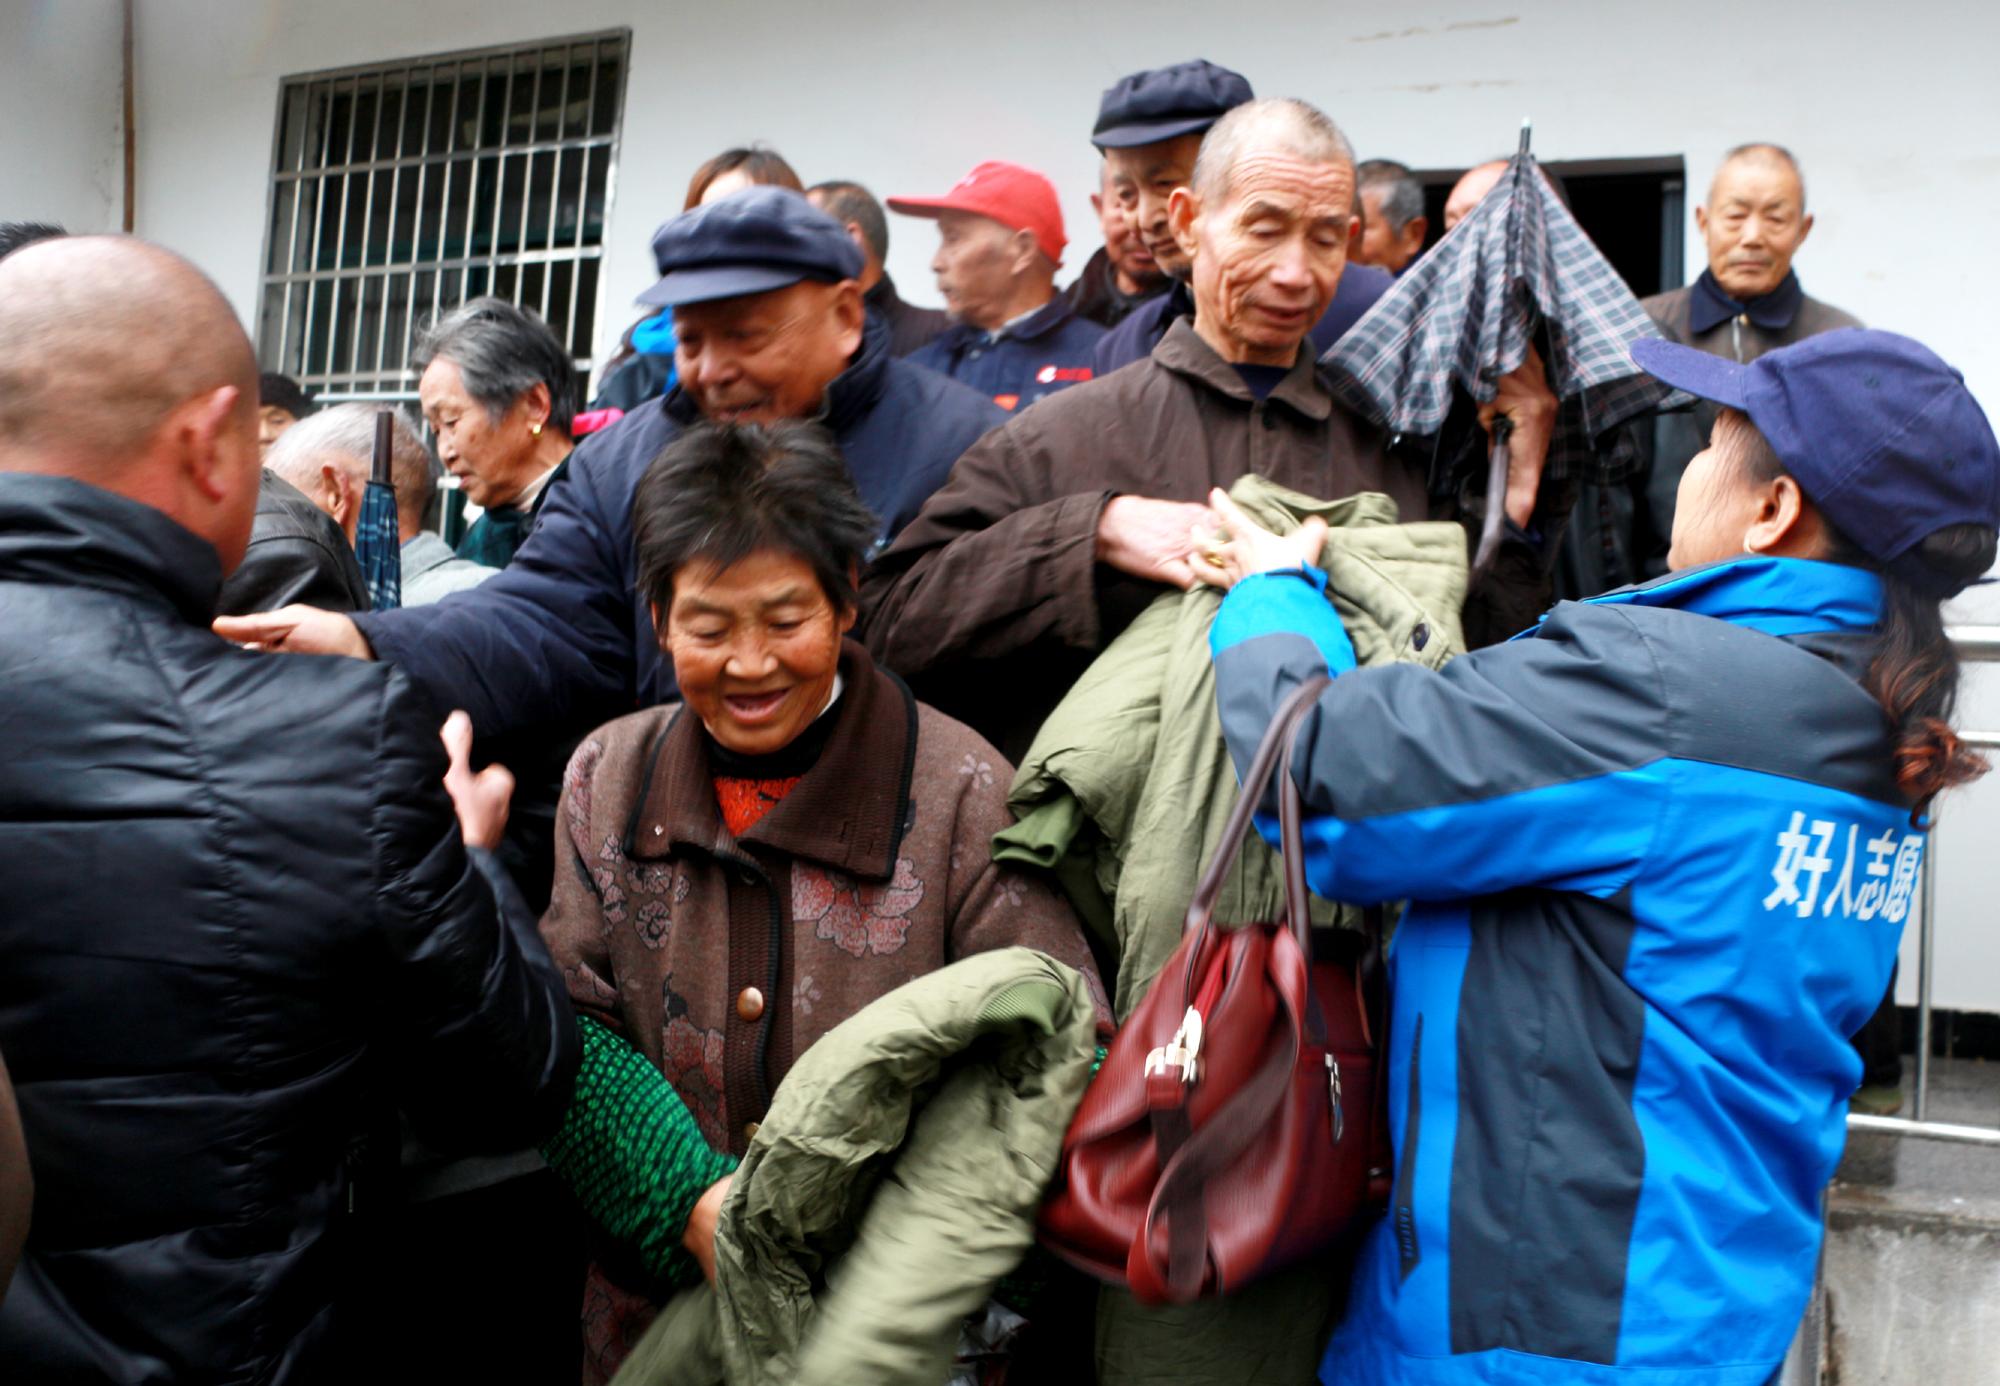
xmin=887 ymin=162 xmax=1067 ymax=266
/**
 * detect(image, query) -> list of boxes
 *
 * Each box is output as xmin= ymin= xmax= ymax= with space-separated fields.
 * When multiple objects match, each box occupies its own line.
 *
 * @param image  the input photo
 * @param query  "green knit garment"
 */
xmin=542 ymin=1014 xmax=740 ymax=1287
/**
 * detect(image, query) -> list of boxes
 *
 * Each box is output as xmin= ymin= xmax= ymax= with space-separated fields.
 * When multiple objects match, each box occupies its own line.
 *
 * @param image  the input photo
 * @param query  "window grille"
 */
xmin=256 ymin=31 xmax=630 ymax=408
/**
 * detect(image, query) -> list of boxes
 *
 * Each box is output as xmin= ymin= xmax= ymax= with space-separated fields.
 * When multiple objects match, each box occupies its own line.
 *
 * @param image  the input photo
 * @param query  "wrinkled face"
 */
xmin=675 ymin=281 xmax=864 ymax=425
xmin=931 ymin=209 xmax=1027 ymax=330
xmin=1699 ymin=156 xmax=1812 ymax=301
xmin=1443 ymin=162 xmax=1506 ymax=233
xmin=1176 ymin=153 xmax=1355 ymax=366
xmin=419 ymin=356 xmax=538 ymax=510
xmin=257 ymin=405 xmax=298 ymax=456
xmin=1355 ymin=189 xmax=1425 ymax=273
xmin=662 ymin=547 xmax=856 ymax=757
xmin=1669 ymin=412 xmax=1768 ymax=570
xmin=1094 ymin=187 xmax=1160 ymax=284
xmin=1102 ymin=135 xmax=1204 ymax=280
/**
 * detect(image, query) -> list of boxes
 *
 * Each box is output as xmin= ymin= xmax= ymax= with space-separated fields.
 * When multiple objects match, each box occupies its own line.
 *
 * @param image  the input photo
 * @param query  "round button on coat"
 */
xmin=736 ymin=987 xmax=765 ymax=1022
xmin=743 ymin=1121 xmax=761 ymax=1141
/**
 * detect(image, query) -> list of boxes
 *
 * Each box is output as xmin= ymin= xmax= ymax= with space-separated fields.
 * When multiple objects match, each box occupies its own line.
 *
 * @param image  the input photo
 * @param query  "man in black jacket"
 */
xmin=0 ymin=235 xmax=578 ymax=1382
xmin=216 ymin=188 xmax=1004 ymax=743
xmin=214 ymin=466 xmax=372 ymax=615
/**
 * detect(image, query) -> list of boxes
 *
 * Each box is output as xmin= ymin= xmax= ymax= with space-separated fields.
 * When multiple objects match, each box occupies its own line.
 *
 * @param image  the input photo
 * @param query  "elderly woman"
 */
xmin=538 ymin=420 xmax=1102 ymax=1377
xmin=1197 ymin=329 xmax=1999 ymax=1386
xmin=413 ymin=295 xmax=578 ymax=568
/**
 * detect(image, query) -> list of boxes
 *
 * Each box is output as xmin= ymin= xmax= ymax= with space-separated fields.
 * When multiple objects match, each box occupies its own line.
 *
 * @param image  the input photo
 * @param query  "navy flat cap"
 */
xmin=638 ymin=187 xmax=864 ymax=308
xmin=1092 ymin=59 xmax=1254 ymax=150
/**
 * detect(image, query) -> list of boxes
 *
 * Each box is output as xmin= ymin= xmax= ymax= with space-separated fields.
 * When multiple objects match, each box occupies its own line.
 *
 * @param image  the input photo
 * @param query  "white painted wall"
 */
xmin=0 ymin=0 xmax=125 ymax=234
xmin=119 ymin=0 xmax=2000 ymax=406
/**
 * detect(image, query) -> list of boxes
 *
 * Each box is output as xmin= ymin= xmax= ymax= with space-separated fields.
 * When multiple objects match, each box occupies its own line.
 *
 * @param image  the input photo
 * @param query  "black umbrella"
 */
xmin=1323 ymin=123 xmax=1685 ymax=570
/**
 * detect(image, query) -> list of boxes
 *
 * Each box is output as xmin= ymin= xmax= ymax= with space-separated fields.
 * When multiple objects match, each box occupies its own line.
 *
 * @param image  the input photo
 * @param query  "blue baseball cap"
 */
xmin=638 ymin=187 xmax=863 ymax=308
xmin=1092 ymin=59 xmax=1253 ymax=150
xmin=1632 ymin=329 xmax=2000 ymax=579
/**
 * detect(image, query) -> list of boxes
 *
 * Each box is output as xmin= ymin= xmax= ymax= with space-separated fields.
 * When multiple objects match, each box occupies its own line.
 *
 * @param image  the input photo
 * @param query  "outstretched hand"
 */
xmin=440 ymin=710 xmax=513 ymax=851
xmin=1096 ymin=495 xmax=1219 ymax=590
xmin=1188 ymin=489 xmax=1329 ymax=591
xmin=212 ymin=604 xmax=373 ymax=658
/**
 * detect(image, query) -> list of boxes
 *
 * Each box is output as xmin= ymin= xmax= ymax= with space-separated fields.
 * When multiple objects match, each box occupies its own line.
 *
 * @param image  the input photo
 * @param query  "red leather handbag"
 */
xmin=1038 ymin=674 xmax=1390 ymax=1305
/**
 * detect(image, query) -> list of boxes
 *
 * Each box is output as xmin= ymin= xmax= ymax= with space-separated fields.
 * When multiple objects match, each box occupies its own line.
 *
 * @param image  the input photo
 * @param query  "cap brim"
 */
xmin=884 ymin=194 xmax=969 ymax=220
xmin=1629 ymin=338 xmax=1752 ymax=411
xmin=635 ymin=263 xmax=807 ymax=308
xmin=1091 ymin=114 xmax=1220 ymax=149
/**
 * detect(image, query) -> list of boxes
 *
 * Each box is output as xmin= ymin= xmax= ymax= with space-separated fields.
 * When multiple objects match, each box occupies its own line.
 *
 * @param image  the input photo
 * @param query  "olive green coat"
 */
xmin=612 ymin=947 xmax=1099 ymax=1386
xmin=995 ymin=474 xmax=1469 ymax=1018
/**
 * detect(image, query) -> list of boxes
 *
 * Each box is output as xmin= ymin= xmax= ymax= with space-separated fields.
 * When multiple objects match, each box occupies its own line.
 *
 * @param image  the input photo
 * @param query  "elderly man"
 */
xmin=1064 ymin=162 xmax=1168 ymax=328
xmin=0 ymin=235 xmax=575 ymax=1379
xmin=1092 ymin=61 xmax=1395 ymax=373
xmin=265 ymin=402 xmax=497 ymax=605
xmin=1354 ymin=158 xmax=1428 ymax=273
xmin=214 ymin=465 xmax=371 ymax=617
xmin=889 ymin=161 xmax=1106 ymax=410
xmin=863 ymin=98 xmax=1556 ymax=758
xmin=806 ymin=179 xmax=950 ymax=357
xmin=215 ymin=187 xmax=1004 ymax=741
xmin=1559 ymin=143 xmax=1861 ymax=597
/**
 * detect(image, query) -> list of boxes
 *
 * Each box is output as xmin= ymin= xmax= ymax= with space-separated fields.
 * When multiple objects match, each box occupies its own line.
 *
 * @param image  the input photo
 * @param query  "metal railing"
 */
xmin=1781 ymin=625 xmax=2000 ymax=1384
xmin=1848 ymin=623 xmax=2000 ymax=1146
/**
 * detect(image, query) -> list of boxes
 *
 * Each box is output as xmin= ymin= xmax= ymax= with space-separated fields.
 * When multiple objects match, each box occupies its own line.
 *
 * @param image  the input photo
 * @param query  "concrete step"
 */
xmin=1818 ymin=1057 xmax=2000 ymax=1384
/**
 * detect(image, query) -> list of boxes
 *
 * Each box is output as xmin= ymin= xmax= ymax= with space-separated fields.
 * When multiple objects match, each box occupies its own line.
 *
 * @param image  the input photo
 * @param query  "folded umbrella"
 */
xmin=355 ymin=410 xmax=402 ymax=610
xmin=1322 ymin=123 xmax=1685 ymax=570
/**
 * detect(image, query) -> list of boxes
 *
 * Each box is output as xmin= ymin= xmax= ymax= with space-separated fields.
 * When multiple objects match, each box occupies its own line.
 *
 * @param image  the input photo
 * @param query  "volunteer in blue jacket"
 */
xmin=1195 ymin=328 xmax=1999 ymax=1386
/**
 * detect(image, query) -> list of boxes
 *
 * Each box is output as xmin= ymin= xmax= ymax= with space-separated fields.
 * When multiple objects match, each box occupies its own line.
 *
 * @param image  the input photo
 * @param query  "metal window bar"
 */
xmin=254 ymin=30 xmax=629 ymax=412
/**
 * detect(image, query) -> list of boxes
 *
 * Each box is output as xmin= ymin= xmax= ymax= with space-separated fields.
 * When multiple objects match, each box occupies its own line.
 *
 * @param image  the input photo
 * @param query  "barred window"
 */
xmin=256 ymin=30 xmax=630 ymax=408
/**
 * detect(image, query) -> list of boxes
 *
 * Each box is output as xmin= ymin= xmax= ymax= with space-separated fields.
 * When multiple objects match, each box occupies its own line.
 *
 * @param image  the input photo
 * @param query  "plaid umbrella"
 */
xmin=1322 ymin=124 xmax=1685 ymax=567
xmin=355 ymin=410 xmax=402 ymax=610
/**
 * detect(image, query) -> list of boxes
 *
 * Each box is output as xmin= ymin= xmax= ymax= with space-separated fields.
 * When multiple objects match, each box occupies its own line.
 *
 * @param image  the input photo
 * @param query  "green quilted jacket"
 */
xmin=612 ymin=947 xmax=1099 ymax=1386
xmin=993 ymin=474 xmax=1468 ymax=1020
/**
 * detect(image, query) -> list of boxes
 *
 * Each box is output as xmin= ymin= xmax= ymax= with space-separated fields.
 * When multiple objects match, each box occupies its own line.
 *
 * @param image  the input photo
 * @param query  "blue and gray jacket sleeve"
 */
xmin=1210 ymin=568 xmax=1673 ymax=905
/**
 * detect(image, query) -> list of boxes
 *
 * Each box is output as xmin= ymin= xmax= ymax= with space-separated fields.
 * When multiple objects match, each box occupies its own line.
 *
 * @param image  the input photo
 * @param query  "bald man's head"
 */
xmin=0 ymin=236 xmax=264 ymax=572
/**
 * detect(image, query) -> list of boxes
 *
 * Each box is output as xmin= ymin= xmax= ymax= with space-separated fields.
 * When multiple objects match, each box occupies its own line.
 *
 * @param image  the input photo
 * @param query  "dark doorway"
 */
xmin=1412 ymin=156 xmax=1687 ymax=300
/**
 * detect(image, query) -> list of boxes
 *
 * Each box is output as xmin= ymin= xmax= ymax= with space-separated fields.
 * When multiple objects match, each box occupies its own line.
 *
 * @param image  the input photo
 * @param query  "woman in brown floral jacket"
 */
xmin=538 ymin=421 xmax=1104 ymax=1378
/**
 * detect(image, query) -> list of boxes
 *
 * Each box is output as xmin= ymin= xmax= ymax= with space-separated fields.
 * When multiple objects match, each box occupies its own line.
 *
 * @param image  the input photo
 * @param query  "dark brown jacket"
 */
xmin=860 ymin=318 xmax=1549 ymax=756
xmin=539 ymin=641 xmax=1104 ymax=1158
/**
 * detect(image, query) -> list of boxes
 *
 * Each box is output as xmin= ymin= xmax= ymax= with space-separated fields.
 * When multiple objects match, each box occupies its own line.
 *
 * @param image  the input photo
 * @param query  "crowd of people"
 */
xmin=2 ymin=52 xmax=1996 ymax=1386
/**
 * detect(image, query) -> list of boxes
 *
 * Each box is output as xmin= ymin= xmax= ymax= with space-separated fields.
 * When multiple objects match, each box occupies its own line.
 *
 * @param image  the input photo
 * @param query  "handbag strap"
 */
xmin=1184 ymin=672 xmax=1333 ymax=955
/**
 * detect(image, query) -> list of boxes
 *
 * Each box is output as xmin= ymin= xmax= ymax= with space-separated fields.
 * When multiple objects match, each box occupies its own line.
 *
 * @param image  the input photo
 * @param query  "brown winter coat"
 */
xmin=860 ymin=317 xmax=1555 ymax=758
xmin=539 ymin=640 xmax=1105 ymax=1158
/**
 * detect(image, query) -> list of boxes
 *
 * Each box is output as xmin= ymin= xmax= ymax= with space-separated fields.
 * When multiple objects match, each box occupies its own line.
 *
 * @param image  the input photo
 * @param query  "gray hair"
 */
xmin=1357 ymin=159 xmax=1424 ymax=233
xmin=1717 ymin=142 xmax=1807 ymax=209
xmin=1192 ymin=98 xmax=1355 ymax=202
xmin=410 ymin=296 xmax=577 ymax=437
xmin=265 ymin=402 xmax=435 ymax=521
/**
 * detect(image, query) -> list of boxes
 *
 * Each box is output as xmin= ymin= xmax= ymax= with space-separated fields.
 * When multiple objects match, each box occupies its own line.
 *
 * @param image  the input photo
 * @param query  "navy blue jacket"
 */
xmin=1211 ymin=557 xmax=1912 ymax=1386
xmin=1092 ymin=262 xmax=1396 ymax=375
xmin=909 ymin=296 xmax=1107 ymax=412
xmin=355 ymin=314 xmax=1005 ymax=738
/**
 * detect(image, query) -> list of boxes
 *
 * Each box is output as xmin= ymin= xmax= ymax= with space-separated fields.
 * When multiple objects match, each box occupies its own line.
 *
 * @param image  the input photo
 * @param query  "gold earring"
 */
xmin=530 ymin=422 xmax=542 ymax=437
